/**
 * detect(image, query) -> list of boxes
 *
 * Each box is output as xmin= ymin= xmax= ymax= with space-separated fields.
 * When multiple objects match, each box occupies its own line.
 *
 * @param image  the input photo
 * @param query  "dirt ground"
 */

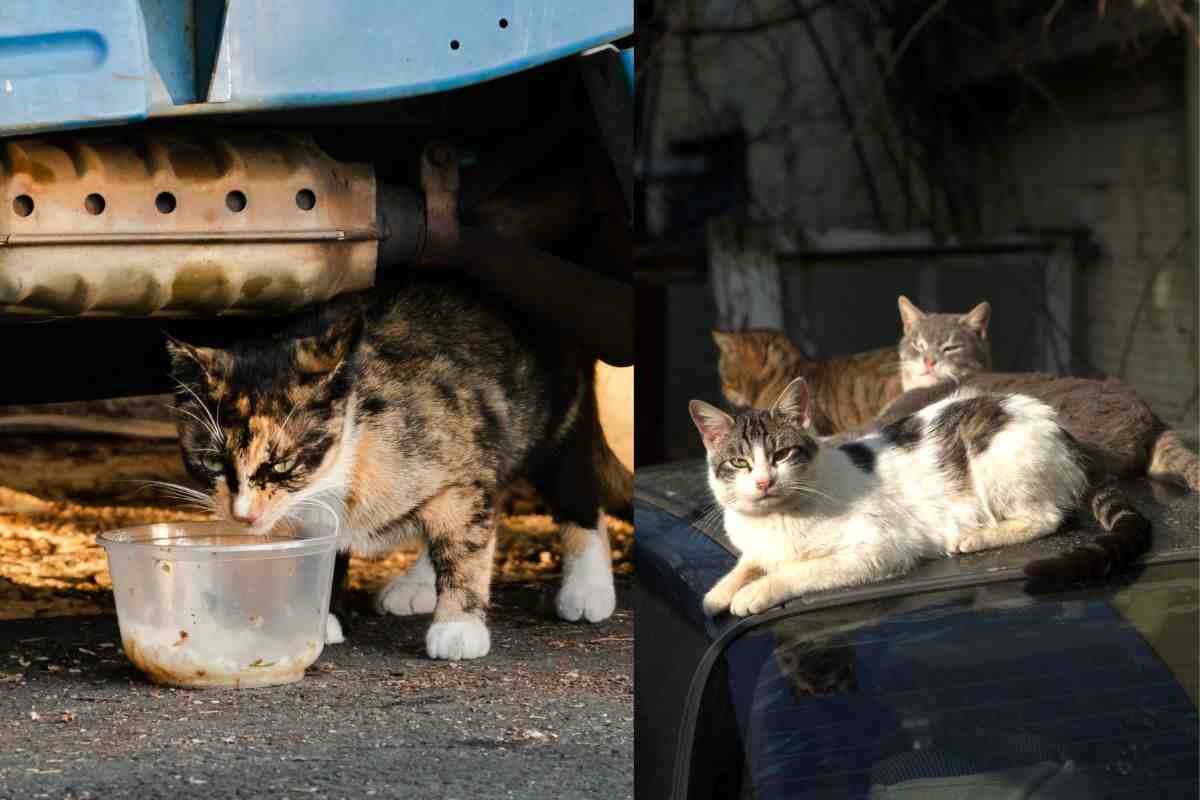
xmin=0 ymin=433 xmax=633 ymax=621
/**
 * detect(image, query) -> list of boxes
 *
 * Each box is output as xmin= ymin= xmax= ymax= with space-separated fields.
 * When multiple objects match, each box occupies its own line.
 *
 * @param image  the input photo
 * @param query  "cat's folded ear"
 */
xmin=960 ymin=301 xmax=991 ymax=339
xmin=770 ymin=377 xmax=811 ymax=427
xmin=689 ymin=400 xmax=734 ymax=450
xmin=164 ymin=334 xmax=222 ymax=376
xmin=897 ymin=295 xmax=925 ymax=335
xmin=294 ymin=307 xmax=365 ymax=376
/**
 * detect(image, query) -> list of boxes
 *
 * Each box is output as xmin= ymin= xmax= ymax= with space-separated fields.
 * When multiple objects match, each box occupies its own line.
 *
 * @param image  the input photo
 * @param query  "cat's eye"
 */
xmin=773 ymin=448 xmax=798 ymax=463
xmin=271 ymin=459 xmax=296 ymax=475
xmin=199 ymin=454 xmax=224 ymax=473
xmin=942 ymin=344 xmax=963 ymax=353
xmin=729 ymin=457 xmax=751 ymax=470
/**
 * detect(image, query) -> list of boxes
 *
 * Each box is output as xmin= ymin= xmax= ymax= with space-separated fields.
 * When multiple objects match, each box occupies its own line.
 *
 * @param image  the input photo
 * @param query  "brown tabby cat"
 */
xmin=714 ymin=297 xmax=991 ymax=434
xmin=713 ymin=332 xmax=898 ymax=435
xmin=714 ymin=312 xmax=1198 ymax=491
xmin=166 ymin=275 xmax=630 ymax=661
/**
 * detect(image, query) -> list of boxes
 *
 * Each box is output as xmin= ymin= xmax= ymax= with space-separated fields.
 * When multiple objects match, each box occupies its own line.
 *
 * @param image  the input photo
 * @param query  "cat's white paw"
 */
xmin=954 ymin=532 xmax=990 ymax=554
xmin=702 ymin=589 xmax=730 ymax=617
xmin=730 ymin=578 xmax=783 ymax=617
xmin=556 ymin=577 xmax=616 ymax=622
xmin=952 ymin=537 xmax=976 ymax=554
xmin=557 ymin=521 xmax=615 ymax=622
xmin=426 ymin=619 xmax=490 ymax=661
xmin=324 ymin=613 xmax=345 ymax=645
xmin=375 ymin=575 xmax=437 ymax=616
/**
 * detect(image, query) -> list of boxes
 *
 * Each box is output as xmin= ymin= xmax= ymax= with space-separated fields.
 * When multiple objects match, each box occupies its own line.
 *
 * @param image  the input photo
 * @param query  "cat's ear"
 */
xmin=711 ymin=330 xmax=734 ymax=355
xmin=960 ymin=301 xmax=991 ymax=339
xmin=770 ymin=377 xmax=811 ymax=426
xmin=295 ymin=311 xmax=364 ymax=376
xmin=689 ymin=400 xmax=734 ymax=450
xmin=897 ymin=295 xmax=925 ymax=335
xmin=164 ymin=335 xmax=222 ymax=377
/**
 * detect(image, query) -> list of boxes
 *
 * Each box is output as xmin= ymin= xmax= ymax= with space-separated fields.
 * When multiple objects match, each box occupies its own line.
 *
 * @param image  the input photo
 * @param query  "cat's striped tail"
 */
xmin=1147 ymin=429 xmax=1199 ymax=491
xmin=1023 ymin=480 xmax=1151 ymax=583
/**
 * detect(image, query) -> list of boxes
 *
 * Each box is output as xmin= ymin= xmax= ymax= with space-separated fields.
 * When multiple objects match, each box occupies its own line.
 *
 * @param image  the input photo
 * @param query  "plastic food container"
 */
xmin=98 ymin=521 xmax=338 ymax=689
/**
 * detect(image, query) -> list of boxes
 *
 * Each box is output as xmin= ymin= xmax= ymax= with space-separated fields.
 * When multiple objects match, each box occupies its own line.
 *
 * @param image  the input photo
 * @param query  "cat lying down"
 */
xmin=691 ymin=378 xmax=1150 ymax=617
xmin=714 ymin=296 xmax=1198 ymax=491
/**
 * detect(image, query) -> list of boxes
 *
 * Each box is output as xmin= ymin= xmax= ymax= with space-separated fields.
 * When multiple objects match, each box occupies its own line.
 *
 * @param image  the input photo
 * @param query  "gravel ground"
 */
xmin=0 ymin=580 xmax=634 ymax=800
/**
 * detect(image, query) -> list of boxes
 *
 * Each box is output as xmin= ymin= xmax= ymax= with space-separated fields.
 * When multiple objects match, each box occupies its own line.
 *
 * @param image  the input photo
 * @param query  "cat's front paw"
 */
xmin=324 ymin=613 xmax=346 ymax=645
xmin=556 ymin=575 xmax=616 ymax=622
xmin=702 ymin=588 xmax=731 ymax=617
xmin=426 ymin=619 xmax=491 ymax=661
xmin=953 ymin=531 xmax=990 ymax=554
xmin=730 ymin=578 xmax=786 ymax=617
xmin=375 ymin=575 xmax=438 ymax=617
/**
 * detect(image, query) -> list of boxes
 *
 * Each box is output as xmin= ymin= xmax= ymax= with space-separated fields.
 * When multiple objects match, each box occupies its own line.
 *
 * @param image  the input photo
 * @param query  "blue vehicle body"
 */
xmin=0 ymin=0 xmax=633 ymax=136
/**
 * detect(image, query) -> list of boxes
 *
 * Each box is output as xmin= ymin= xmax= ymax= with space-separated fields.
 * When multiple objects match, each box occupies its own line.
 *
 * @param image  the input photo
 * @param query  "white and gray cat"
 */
xmin=691 ymin=377 xmax=1149 ymax=617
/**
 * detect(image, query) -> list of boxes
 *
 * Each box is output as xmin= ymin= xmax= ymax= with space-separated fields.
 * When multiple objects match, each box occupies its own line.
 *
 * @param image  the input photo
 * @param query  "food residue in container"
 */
xmin=120 ymin=622 xmax=321 ymax=689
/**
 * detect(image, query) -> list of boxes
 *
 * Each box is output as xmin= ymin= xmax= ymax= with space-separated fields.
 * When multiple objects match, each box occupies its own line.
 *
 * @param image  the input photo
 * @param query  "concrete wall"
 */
xmin=976 ymin=46 xmax=1197 ymax=431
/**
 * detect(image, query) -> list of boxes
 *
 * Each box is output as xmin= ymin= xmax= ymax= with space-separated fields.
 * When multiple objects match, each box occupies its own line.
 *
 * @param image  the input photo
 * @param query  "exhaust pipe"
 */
xmin=0 ymin=131 xmax=590 ymax=318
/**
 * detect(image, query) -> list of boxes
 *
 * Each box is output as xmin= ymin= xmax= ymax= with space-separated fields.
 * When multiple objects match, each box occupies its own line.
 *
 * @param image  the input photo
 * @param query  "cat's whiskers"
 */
xmin=172 ymin=378 xmax=223 ymax=446
xmin=274 ymin=403 xmax=301 ymax=449
xmin=295 ymin=496 xmax=342 ymax=536
xmin=124 ymin=479 xmax=219 ymax=513
xmin=694 ymin=500 xmax=726 ymax=531
xmin=774 ymin=481 xmax=846 ymax=508
xmin=255 ymin=479 xmax=351 ymax=540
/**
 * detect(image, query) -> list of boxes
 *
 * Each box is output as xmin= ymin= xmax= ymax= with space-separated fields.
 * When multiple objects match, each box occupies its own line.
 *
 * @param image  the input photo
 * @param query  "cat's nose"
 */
xmin=755 ymin=477 xmax=774 ymax=492
xmin=923 ymin=356 xmax=935 ymax=370
xmin=231 ymin=495 xmax=259 ymax=525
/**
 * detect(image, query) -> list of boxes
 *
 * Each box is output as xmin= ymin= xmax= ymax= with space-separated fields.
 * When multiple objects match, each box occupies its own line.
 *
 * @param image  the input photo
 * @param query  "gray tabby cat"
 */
xmin=897 ymin=295 xmax=992 ymax=391
xmin=166 ymin=275 xmax=629 ymax=661
xmin=691 ymin=378 xmax=1150 ymax=617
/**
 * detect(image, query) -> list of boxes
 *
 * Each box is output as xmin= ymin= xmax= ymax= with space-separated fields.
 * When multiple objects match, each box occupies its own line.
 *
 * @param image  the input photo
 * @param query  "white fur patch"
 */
xmin=232 ymin=491 xmax=254 ymax=521
xmin=324 ymin=613 xmax=345 ymax=645
xmin=426 ymin=619 xmax=490 ymax=661
xmin=375 ymin=553 xmax=437 ymax=616
xmin=556 ymin=520 xmax=616 ymax=623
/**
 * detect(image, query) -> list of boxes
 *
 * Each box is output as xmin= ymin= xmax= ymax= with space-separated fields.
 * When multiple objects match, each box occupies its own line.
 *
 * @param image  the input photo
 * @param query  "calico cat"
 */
xmin=714 ymin=297 xmax=991 ymax=434
xmin=691 ymin=378 xmax=1150 ymax=617
xmin=166 ymin=275 xmax=629 ymax=661
xmin=715 ymin=308 xmax=1198 ymax=491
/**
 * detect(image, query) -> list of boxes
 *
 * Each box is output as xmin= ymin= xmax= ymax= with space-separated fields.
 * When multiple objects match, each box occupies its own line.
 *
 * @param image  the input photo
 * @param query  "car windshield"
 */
xmin=688 ymin=560 xmax=1198 ymax=800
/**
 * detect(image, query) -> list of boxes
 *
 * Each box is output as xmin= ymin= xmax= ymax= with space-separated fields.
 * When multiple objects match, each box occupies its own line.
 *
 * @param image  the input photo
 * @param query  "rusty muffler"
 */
xmin=0 ymin=132 xmax=392 ymax=316
xmin=0 ymin=130 xmax=589 ymax=318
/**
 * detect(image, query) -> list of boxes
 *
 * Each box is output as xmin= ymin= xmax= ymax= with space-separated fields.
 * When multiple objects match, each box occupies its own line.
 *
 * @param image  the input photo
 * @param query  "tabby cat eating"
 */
xmin=692 ymin=378 xmax=1149 ymax=617
xmin=166 ymin=276 xmax=629 ymax=661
